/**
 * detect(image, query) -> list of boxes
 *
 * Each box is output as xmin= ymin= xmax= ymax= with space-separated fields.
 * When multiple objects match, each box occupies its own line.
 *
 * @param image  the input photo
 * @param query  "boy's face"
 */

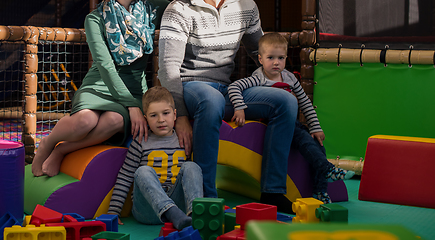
xmin=145 ymin=101 xmax=176 ymax=137
xmin=258 ymin=45 xmax=287 ymax=81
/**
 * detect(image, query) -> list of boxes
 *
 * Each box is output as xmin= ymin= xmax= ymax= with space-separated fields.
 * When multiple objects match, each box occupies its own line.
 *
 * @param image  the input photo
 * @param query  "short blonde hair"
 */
xmin=142 ymin=86 xmax=175 ymax=114
xmin=258 ymin=32 xmax=288 ymax=55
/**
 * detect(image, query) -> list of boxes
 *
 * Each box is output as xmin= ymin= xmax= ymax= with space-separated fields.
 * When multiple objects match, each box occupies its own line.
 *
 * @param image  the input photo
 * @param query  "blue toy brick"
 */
xmin=276 ymin=212 xmax=293 ymax=222
xmin=1 ymin=212 xmax=20 ymax=240
xmin=154 ymin=227 xmax=201 ymax=240
xmin=96 ymin=214 xmax=118 ymax=232
xmin=178 ymin=226 xmax=201 ymax=240
xmin=62 ymin=213 xmax=85 ymax=222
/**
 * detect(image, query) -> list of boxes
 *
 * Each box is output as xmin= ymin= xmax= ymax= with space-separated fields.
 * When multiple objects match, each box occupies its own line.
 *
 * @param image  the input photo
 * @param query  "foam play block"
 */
xmin=359 ymin=135 xmax=435 ymax=208
xmin=25 ymin=145 xmax=128 ymax=219
xmin=217 ymin=121 xmax=348 ymax=203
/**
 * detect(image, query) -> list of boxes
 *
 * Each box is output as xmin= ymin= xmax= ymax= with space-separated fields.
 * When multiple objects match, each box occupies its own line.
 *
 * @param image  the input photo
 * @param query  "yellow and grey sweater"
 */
xmin=108 ymin=131 xmax=187 ymax=216
xmin=158 ymin=0 xmax=263 ymax=117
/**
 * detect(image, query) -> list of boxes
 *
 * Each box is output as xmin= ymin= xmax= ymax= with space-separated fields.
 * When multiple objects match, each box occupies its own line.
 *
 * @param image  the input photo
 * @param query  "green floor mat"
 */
xmin=116 ymin=178 xmax=435 ymax=240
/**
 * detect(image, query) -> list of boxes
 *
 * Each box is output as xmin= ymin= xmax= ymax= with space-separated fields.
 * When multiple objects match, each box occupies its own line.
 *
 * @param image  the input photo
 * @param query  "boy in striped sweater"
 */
xmin=108 ymin=86 xmax=203 ymax=229
xmin=228 ymin=33 xmax=355 ymax=203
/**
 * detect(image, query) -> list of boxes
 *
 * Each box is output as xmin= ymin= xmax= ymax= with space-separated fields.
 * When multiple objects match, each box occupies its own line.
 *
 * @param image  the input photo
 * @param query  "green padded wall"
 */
xmin=313 ymin=62 xmax=435 ymax=160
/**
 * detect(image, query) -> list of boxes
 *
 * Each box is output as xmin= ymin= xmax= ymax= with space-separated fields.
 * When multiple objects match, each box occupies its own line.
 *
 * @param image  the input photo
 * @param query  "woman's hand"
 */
xmin=231 ymin=110 xmax=246 ymax=127
xmin=175 ymin=116 xmax=193 ymax=157
xmin=129 ymin=107 xmax=148 ymax=143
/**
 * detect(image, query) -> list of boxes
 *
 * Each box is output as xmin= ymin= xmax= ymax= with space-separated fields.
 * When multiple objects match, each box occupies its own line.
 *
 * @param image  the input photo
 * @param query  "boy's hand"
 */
xmin=118 ymin=217 xmax=124 ymax=225
xmin=129 ymin=107 xmax=148 ymax=143
xmin=311 ymin=131 xmax=325 ymax=146
xmin=231 ymin=110 xmax=246 ymax=127
xmin=106 ymin=213 xmax=123 ymax=225
xmin=175 ymin=116 xmax=193 ymax=156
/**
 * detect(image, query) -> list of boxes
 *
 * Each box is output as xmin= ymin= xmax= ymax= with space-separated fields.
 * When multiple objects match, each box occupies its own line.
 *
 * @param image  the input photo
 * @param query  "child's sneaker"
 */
xmin=313 ymin=191 xmax=332 ymax=204
xmin=326 ymin=167 xmax=355 ymax=182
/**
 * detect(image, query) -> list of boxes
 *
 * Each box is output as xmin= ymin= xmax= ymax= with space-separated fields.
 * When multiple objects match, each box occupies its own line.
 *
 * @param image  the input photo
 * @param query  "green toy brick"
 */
xmin=91 ymin=231 xmax=129 ymax=240
xmin=246 ymin=221 xmax=424 ymax=240
xmin=224 ymin=212 xmax=236 ymax=233
xmin=192 ymin=198 xmax=225 ymax=240
xmin=315 ymin=203 xmax=348 ymax=222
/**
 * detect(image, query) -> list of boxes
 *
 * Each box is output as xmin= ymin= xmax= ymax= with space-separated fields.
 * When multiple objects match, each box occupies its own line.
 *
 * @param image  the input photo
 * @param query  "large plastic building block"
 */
xmin=224 ymin=212 xmax=236 ymax=233
xmin=154 ymin=226 xmax=201 ymax=240
xmin=95 ymin=214 xmax=118 ymax=232
xmin=315 ymin=203 xmax=348 ymax=222
xmin=23 ymin=215 xmax=32 ymax=227
xmin=4 ymin=224 xmax=66 ymax=240
xmin=292 ymin=198 xmax=323 ymax=223
xmin=62 ymin=213 xmax=84 ymax=222
xmin=46 ymin=220 xmax=106 ymax=240
xmin=30 ymin=204 xmax=63 ymax=226
xmin=235 ymin=203 xmax=276 ymax=230
xmin=246 ymin=221 xmax=423 ymax=240
xmin=1 ymin=212 xmax=20 ymax=240
xmin=159 ymin=223 xmax=180 ymax=237
xmin=276 ymin=213 xmax=292 ymax=222
xmin=359 ymin=135 xmax=435 ymax=209
xmin=91 ymin=231 xmax=130 ymax=240
xmin=216 ymin=228 xmax=245 ymax=240
xmin=191 ymin=198 xmax=225 ymax=240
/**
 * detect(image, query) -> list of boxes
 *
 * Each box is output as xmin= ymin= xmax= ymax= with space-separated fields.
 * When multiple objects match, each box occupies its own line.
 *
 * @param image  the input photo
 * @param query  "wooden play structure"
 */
xmin=1 ymin=0 xmax=435 ymax=171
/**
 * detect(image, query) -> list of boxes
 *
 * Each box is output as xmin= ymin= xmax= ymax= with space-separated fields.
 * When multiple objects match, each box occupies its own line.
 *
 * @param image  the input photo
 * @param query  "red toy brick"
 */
xmin=235 ymin=203 xmax=276 ymax=230
xmin=46 ymin=220 xmax=106 ymax=240
xmin=159 ymin=222 xmax=180 ymax=237
xmin=30 ymin=204 xmax=63 ymax=226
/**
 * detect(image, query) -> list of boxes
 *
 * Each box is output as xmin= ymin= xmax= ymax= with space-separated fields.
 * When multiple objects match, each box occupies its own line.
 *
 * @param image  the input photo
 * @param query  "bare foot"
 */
xmin=32 ymin=138 xmax=54 ymax=177
xmin=41 ymin=147 xmax=65 ymax=177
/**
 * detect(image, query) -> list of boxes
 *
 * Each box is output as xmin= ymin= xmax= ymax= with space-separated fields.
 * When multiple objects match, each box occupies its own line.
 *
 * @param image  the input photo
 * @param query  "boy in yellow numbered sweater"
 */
xmin=108 ymin=86 xmax=203 ymax=229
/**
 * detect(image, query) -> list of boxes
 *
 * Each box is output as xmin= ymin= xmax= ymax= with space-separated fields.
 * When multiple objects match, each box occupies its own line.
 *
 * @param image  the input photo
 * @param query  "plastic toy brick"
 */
xmin=154 ymin=226 xmax=201 ymax=240
xmin=276 ymin=213 xmax=292 ymax=222
xmin=315 ymin=203 xmax=348 ymax=222
xmin=46 ymin=220 xmax=106 ymax=240
xmin=292 ymin=197 xmax=323 ymax=223
xmin=3 ymin=224 xmax=66 ymax=240
xmin=216 ymin=228 xmax=245 ymax=240
xmin=30 ymin=205 xmax=63 ymax=226
xmin=23 ymin=215 xmax=32 ymax=227
xmin=235 ymin=203 xmax=276 ymax=230
xmin=91 ymin=231 xmax=130 ymax=240
xmin=62 ymin=214 xmax=84 ymax=222
xmin=1 ymin=212 xmax=20 ymax=238
xmin=62 ymin=215 xmax=77 ymax=223
xmin=191 ymin=198 xmax=225 ymax=240
xmin=95 ymin=214 xmax=118 ymax=232
xmin=224 ymin=212 xmax=236 ymax=233
xmin=159 ymin=222 xmax=180 ymax=237
xmin=246 ymin=221 xmax=423 ymax=240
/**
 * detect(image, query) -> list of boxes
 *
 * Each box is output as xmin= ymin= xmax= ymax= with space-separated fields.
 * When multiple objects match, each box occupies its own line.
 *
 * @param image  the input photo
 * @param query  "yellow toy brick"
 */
xmin=4 ymin=224 xmax=66 ymax=240
xmin=22 ymin=216 xmax=32 ymax=227
xmin=292 ymin=197 xmax=324 ymax=223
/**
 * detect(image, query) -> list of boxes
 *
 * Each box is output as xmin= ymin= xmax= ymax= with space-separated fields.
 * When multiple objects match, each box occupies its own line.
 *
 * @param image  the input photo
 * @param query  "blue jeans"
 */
xmin=292 ymin=121 xmax=334 ymax=193
xmin=131 ymin=162 xmax=203 ymax=224
xmin=183 ymin=81 xmax=298 ymax=197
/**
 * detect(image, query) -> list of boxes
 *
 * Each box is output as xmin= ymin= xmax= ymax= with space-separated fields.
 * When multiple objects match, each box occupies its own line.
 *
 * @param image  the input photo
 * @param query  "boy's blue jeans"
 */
xmin=183 ymin=81 xmax=298 ymax=198
xmin=131 ymin=162 xmax=203 ymax=224
xmin=292 ymin=121 xmax=334 ymax=193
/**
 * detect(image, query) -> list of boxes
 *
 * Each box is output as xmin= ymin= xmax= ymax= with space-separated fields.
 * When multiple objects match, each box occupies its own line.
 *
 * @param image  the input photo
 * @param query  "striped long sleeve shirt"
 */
xmin=228 ymin=67 xmax=323 ymax=134
xmin=107 ymin=131 xmax=187 ymax=216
